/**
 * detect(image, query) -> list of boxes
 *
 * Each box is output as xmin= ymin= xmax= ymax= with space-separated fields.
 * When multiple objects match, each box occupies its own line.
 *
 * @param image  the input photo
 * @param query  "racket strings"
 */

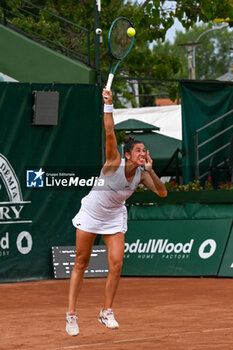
xmin=110 ymin=19 xmax=132 ymax=59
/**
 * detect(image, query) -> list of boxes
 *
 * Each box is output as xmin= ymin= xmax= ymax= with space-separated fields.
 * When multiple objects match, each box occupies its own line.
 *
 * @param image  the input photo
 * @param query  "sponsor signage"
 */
xmin=0 ymin=153 xmax=105 ymax=281
xmin=0 ymin=83 xmax=103 ymax=282
xmin=51 ymin=245 xmax=108 ymax=278
xmin=0 ymin=154 xmax=33 ymax=263
xmin=122 ymin=219 xmax=232 ymax=276
xmin=217 ymin=224 xmax=233 ymax=277
xmin=26 ymin=168 xmax=104 ymax=189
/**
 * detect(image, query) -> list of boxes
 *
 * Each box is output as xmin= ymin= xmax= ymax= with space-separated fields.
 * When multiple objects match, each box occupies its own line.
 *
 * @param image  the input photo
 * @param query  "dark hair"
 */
xmin=123 ymin=136 xmax=145 ymax=158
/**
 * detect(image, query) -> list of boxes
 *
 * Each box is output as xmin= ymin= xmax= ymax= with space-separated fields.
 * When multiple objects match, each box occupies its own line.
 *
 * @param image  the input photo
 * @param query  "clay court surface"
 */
xmin=1 ymin=277 xmax=233 ymax=350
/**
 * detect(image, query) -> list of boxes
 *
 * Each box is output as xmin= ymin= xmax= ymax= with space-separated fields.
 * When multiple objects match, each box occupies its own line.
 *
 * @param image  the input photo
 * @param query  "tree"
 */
xmin=154 ymin=23 xmax=233 ymax=80
xmin=1 ymin=0 xmax=233 ymax=105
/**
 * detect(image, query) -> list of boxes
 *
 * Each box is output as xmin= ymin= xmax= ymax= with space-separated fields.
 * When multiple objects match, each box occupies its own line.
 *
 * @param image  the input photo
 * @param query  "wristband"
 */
xmin=104 ymin=104 xmax=113 ymax=113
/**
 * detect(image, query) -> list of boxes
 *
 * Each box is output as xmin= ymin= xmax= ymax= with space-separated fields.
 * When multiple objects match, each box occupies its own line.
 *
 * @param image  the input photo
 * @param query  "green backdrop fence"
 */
xmin=0 ymin=83 xmax=233 ymax=282
xmin=0 ymin=82 xmax=102 ymax=282
xmin=180 ymin=81 xmax=233 ymax=183
xmin=121 ymin=204 xmax=233 ymax=277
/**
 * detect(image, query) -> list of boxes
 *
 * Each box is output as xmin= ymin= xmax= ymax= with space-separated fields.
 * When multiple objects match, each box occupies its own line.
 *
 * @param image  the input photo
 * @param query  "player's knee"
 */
xmin=74 ymin=255 xmax=89 ymax=272
xmin=109 ymin=259 xmax=123 ymax=274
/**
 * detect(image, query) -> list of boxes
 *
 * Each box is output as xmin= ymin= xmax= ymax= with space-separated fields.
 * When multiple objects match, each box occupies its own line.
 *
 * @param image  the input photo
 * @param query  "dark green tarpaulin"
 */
xmin=180 ymin=81 xmax=233 ymax=183
xmin=0 ymin=83 xmax=102 ymax=282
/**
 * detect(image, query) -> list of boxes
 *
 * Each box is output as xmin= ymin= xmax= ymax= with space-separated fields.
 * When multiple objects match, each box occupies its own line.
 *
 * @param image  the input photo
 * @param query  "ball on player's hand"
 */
xmin=127 ymin=27 xmax=136 ymax=37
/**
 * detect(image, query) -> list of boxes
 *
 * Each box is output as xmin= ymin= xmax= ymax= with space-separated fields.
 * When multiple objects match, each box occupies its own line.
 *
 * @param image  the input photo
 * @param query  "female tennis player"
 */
xmin=66 ymin=88 xmax=167 ymax=336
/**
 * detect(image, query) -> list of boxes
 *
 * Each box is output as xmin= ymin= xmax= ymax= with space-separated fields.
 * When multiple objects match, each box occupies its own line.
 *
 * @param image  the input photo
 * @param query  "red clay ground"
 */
xmin=1 ymin=277 xmax=233 ymax=350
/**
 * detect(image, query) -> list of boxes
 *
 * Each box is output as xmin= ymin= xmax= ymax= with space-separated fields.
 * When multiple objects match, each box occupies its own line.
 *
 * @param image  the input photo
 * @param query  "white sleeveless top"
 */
xmin=72 ymin=159 xmax=142 ymax=234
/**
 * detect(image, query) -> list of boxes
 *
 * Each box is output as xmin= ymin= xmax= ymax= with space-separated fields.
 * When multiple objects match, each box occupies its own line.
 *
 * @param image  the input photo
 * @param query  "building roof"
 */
xmin=155 ymin=98 xmax=180 ymax=106
xmin=217 ymin=70 xmax=233 ymax=81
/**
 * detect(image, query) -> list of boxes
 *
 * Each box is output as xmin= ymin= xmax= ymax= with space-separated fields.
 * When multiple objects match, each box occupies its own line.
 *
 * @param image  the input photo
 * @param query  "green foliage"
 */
xmin=115 ymin=130 xmax=126 ymax=145
xmin=164 ymin=179 xmax=233 ymax=191
xmin=174 ymin=0 xmax=233 ymax=27
xmin=165 ymin=180 xmax=204 ymax=191
xmin=136 ymin=179 xmax=232 ymax=192
xmin=154 ymin=22 xmax=233 ymax=80
xmin=218 ymin=181 xmax=233 ymax=190
xmin=4 ymin=1 xmax=233 ymax=68
xmin=2 ymin=0 xmax=233 ymax=102
xmin=2 ymin=0 xmax=92 ymax=62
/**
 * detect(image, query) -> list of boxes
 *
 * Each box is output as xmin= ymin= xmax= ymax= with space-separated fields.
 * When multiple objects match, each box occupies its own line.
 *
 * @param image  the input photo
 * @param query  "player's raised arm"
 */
xmin=102 ymin=89 xmax=121 ymax=167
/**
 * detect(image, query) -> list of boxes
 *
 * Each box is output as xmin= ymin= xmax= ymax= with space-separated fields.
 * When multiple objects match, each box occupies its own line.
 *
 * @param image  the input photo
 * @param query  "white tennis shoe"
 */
xmin=98 ymin=309 xmax=119 ymax=329
xmin=66 ymin=312 xmax=79 ymax=336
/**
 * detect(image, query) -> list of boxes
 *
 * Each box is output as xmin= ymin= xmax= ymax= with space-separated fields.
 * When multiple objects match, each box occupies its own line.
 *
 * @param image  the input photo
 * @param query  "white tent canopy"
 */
xmin=113 ymin=105 xmax=182 ymax=140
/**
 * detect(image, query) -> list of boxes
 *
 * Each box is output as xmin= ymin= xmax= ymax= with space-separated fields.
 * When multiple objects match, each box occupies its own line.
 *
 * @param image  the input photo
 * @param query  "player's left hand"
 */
xmin=103 ymin=88 xmax=113 ymax=105
xmin=144 ymin=150 xmax=153 ymax=172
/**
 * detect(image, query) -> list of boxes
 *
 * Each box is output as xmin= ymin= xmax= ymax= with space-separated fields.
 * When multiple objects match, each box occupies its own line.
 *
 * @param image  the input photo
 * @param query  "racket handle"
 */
xmin=106 ymin=73 xmax=114 ymax=91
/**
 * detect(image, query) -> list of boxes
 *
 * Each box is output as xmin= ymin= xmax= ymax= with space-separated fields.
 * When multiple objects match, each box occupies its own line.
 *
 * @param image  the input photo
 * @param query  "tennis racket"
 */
xmin=105 ymin=17 xmax=135 ymax=91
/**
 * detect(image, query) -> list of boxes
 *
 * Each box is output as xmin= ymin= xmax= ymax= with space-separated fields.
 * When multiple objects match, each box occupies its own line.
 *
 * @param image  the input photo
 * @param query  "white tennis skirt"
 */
xmin=72 ymin=205 xmax=127 ymax=235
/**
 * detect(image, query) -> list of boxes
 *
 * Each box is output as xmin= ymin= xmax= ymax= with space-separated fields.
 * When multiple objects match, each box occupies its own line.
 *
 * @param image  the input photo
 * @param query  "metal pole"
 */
xmin=94 ymin=0 xmax=101 ymax=86
xmin=175 ymin=149 xmax=180 ymax=184
xmin=1 ymin=0 xmax=7 ymax=25
xmin=87 ymin=31 xmax=91 ymax=66
xmin=188 ymin=44 xmax=195 ymax=79
xmin=192 ymin=25 xmax=228 ymax=77
xmin=194 ymin=131 xmax=199 ymax=180
xmin=178 ymin=42 xmax=198 ymax=80
xmin=94 ymin=1 xmax=105 ymax=168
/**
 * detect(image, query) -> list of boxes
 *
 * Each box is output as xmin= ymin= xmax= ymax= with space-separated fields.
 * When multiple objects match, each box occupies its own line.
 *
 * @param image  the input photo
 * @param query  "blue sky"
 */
xmin=134 ymin=0 xmax=186 ymax=42
xmin=165 ymin=18 xmax=185 ymax=42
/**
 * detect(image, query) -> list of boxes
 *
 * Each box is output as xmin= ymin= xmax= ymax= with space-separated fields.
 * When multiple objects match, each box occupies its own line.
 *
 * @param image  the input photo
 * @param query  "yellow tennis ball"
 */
xmin=127 ymin=27 xmax=136 ymax=37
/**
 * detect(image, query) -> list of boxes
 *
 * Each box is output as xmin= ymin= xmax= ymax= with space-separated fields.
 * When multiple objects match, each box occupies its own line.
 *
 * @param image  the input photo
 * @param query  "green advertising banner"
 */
xmin=122 ymin=219 xmax=232 ymax=276
xmin=217 ymin=223 xmax=233 ymax=277
xmin=0 ymin=83 xmax=102 ymax=282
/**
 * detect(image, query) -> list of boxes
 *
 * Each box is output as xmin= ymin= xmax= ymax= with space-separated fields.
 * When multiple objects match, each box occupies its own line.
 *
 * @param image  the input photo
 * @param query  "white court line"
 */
xmin=55 ymin=327 xmax=233 ymax=349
